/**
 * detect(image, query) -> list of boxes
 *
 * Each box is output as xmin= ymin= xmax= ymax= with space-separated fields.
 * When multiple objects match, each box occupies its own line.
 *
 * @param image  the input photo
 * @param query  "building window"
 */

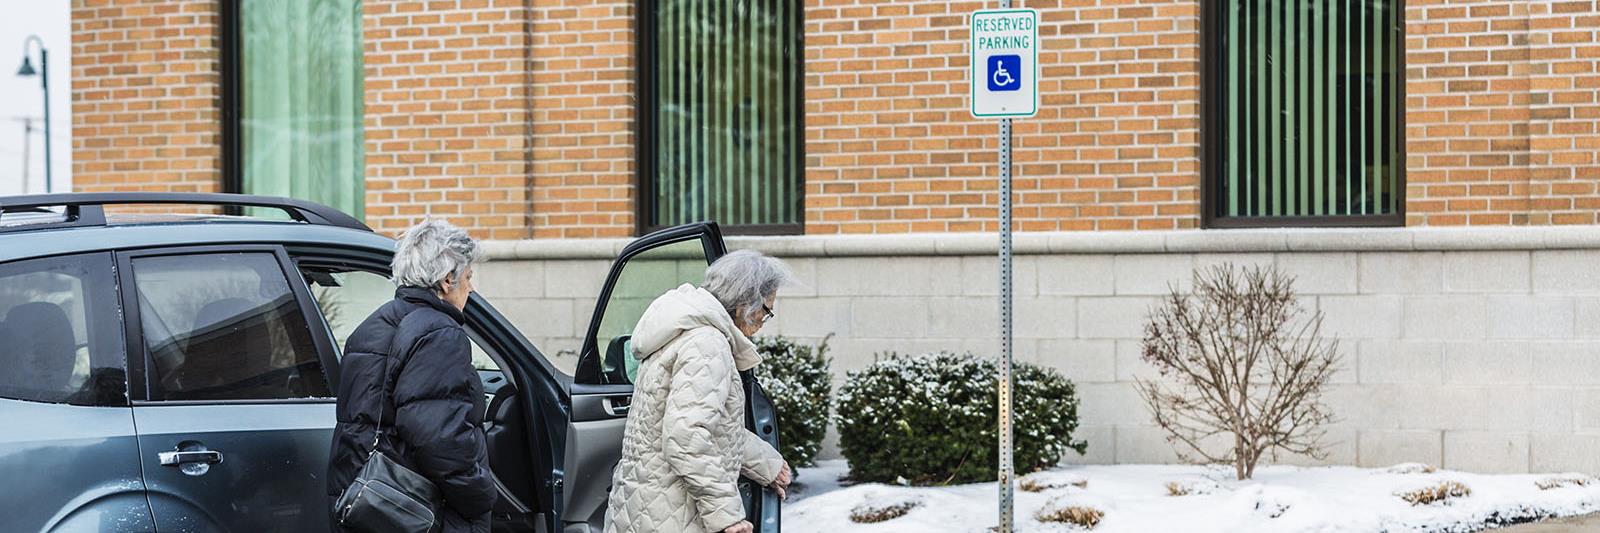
xmin=637 ymin=0 xmax=804 ymax=235
xmin=223 ymin=0 xmax=365 ymax=219
xmin=1205 ymin=0 xmax=1403 ymax=227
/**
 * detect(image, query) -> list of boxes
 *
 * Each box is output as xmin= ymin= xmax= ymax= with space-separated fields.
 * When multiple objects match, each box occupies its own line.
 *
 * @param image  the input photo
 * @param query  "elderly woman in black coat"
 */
xmin=327 ymin=219 xmax=495 ymax=533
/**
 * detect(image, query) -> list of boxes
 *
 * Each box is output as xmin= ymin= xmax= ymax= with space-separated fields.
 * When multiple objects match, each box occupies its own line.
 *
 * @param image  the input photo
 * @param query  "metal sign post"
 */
xmin=997 ymin=115 xmax=1015 ymax=533
xmin=971 ymin=4 xmax=1036 ymax=532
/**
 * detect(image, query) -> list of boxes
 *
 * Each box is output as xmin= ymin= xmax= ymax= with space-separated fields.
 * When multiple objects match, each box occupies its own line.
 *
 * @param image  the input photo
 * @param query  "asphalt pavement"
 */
xmin=1500 ymin=513 xmax=1600 ymax=532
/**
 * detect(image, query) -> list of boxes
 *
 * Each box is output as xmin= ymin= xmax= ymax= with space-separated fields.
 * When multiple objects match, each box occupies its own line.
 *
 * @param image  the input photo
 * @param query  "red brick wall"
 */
xmin=67 ymin=0 xmax=1600 ymax=235
xmin=72 ymin=0 xmax=222 ymax=196
xmin=1406 ymin=0 xmax=1600 ymax=226
xmin=362 ymin=0 xmax=535 ymax=239
xmin=528 ymin=0 xmax=636 ymax=239
xmin=803 ymin=0 xmax=1203 ymax=234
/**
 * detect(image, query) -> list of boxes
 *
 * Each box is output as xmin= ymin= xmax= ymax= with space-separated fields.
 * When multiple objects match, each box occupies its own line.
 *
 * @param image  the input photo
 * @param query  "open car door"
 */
xmin=562 ymin=222 xmax=781 ymax=533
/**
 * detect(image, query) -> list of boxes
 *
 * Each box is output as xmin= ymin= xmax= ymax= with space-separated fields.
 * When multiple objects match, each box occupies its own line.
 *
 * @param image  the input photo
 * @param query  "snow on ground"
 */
xmin=787 ymin=461 xmax=1600 ymax=533
xmin=791 ymin=460 xmax=852 ymax=503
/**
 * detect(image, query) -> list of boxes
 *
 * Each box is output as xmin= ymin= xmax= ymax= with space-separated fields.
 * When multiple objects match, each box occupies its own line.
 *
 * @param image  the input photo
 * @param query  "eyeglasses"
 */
xmin=760 ymin=303 xmax=775 ymax=324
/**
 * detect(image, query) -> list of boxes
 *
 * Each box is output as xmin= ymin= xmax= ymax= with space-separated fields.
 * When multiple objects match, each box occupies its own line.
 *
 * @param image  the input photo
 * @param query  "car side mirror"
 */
xmin=603 ymin=334 xmax=634 ymax=384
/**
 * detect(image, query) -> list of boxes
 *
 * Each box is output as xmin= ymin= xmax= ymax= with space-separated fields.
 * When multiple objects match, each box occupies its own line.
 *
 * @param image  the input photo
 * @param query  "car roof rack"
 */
xmin=0 ymin=192 xmax=371 ymax=233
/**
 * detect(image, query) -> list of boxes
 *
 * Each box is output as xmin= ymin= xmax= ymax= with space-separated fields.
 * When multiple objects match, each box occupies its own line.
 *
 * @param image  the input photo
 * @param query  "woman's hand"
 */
xmin=772 ymin=463 xmax=793 ymax=500
xmin=724 ymin=520 xmax=754 ymax=533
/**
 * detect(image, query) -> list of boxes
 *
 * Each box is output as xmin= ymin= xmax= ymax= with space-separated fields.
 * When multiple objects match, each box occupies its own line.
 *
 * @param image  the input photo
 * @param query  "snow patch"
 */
xmin=1383 ymin=463 xmax=1439 ymax=475
xmin=1164 ymin=477 xmax=1223 ymax=497
xmin=1536 ymin=473 xmax=1597 ymax=491
xmin=1020 ymin=471 xmax=1089 ymax=493
xmin=1033 ymin=493 xmax=1110 ymax=530
xmin=790 ymin=463 xmax=1600 ymax=533
xmin=1395 ymin=480 xmax=1471 ymax=507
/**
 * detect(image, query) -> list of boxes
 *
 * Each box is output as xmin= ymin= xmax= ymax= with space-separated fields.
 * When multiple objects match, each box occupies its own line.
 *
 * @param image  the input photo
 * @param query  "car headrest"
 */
xmin=187 ymin=297 xmax=271 ymax=377
xmin=4 ymin=302 xmax=78 ymax=395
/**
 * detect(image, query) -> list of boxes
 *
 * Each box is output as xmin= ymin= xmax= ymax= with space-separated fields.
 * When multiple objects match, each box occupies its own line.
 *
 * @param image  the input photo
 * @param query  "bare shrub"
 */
xmin=1536 ymin=474 xmax=1597 ymax=491
xmin=1035 ymin=500 xmax=1105 ymax=529
xmin=848 ymin=500 xmax=920 ymax=523
xmin=1382 ymin=463 xmax=1437 ymax=475
xmin=1138 ymin=264 xmax=1341 ymax=480
xmin=1165 ymin=478 xmax=1221 ymax=497
xmin=1019 ymin=472 xmax=1088 ymax=493
xmin=1397 ymin=481 xmax=1472 ymax=506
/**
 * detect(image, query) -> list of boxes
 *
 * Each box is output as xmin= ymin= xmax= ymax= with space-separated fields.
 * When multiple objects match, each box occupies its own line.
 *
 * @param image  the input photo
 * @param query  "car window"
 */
xmin=303 ymin=268 xmax=393 ymax=352
xmin=0 ymin=253 xmax=127 ymax=406
xmin=580 ymin=237 xmax=709 ymax=385
xmin=303 ymin=267 xmax=499 ymax=372
xmin=131 ymin=252 xmax=331 ymax=401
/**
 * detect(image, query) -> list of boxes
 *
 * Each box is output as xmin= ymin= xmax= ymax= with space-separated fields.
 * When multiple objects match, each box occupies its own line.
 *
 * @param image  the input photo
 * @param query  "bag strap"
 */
xmin=369 ymin=345 xmax=418 ymax=459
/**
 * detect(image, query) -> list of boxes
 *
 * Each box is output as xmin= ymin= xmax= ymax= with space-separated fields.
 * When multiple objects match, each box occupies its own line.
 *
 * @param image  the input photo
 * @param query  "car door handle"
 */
xmin=159 ymin=450 xmax=224 ymax=466
xmin=604 ymin=396 xmax=631 ymax=416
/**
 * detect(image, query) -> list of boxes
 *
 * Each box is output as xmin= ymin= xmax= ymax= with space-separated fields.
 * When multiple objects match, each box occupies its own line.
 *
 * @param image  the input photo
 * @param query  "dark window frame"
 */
xmin=220 ymin=0 xmax=242 ymax=212
xmin=218 ymin=1 xmax=364 ymax=219
xmin=1201 ymin=0 xmax=1407 ymax=229
xmin=633 ymin=0 xmax=807 ymax=237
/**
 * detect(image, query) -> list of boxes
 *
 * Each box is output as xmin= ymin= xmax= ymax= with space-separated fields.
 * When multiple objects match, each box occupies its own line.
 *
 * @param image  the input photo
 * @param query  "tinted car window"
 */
xmin=0 ymin=253 xmax=127 ymax=406
xmin=132 ymin=252 xmax=331 ymax=401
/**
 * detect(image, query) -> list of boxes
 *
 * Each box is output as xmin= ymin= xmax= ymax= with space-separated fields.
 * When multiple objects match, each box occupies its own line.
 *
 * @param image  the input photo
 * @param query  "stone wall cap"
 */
xmin=482 ymin=226 xmax=1600 ymax=260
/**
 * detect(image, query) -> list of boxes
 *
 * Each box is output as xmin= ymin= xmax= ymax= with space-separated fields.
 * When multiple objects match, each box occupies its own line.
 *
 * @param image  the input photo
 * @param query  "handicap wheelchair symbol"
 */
xmin=987 ymin=54 xmax=1022 ymax=92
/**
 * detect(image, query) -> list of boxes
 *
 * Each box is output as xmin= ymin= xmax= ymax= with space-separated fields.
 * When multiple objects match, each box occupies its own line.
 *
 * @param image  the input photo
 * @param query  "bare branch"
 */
xmin=1138 ymin=263 xmax=1343 ymax=480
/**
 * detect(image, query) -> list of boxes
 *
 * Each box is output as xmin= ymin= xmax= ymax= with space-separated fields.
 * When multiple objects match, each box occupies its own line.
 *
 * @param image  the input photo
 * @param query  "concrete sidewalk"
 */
xmin=1501 ymin=513 xmax=1600 ymax=532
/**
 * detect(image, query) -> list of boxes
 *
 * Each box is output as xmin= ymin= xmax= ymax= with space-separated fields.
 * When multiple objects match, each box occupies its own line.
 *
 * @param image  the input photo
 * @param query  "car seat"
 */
xmin=175 ymin=297 xmax=273 ymax=399
xmin=2 ymin=302 xmax=78 ymax=402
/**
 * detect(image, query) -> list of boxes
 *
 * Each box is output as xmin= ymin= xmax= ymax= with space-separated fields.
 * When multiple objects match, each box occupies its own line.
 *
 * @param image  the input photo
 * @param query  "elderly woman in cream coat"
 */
xmin=603 ymin=250 xmax=795 ymax=533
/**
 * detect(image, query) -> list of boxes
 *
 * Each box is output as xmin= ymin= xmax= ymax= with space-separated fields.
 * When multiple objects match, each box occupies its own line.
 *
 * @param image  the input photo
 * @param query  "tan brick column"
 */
xmin=804 ymin=1 xmax=1203 ymax=234
xmin=72 ymin=0 xmax=223 ymax=195
xmin=1405 ymin=0 xmax=1600 ymax=226
xmin=363 ymin=0 xmax=536 ymax=239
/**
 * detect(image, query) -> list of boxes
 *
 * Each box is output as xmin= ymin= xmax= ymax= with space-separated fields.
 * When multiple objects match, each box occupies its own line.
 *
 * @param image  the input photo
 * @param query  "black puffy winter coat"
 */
xmin=327 ymin=286 xmax=495 ymax=533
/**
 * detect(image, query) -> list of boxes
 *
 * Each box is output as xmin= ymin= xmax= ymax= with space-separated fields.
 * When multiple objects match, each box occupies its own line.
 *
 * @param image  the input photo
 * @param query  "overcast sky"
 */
xmin=0 ymin=2 xmax=69 ymax=196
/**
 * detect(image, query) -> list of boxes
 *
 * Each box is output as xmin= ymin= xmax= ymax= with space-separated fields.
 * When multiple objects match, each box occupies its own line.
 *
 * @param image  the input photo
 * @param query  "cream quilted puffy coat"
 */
xmin=603 ymin=284 xmax=787 ymax=533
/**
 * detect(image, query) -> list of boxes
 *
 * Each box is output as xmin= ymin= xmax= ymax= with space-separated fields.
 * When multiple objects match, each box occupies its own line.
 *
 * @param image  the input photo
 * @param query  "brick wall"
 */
xmin=528 ymin=0 xmax=636 ymax=239
xmin=71 ymin=0 xmax=222 ymax=196
xmin=362 ymin=0 xmax=535 ymax=239
xmin=1405 ymin=0 xmax=1600 ymax=226
xmin=65 ymin=0 xmax=1600 ymax=236
xmin=803 ymin=0 xmax=1203 ymax=234
xmin=518 ymin=0 xmax=630 ymax=236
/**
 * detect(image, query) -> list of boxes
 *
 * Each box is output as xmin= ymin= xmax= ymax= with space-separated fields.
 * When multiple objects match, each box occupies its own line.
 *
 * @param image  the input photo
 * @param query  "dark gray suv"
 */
xmin=0 ymin=193 xmax=781 ymax=533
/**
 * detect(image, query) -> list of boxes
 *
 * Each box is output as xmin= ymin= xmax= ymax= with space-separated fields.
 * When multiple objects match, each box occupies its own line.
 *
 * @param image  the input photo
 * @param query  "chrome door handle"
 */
xmin=159 ymin=450 xmax=223 ymax=466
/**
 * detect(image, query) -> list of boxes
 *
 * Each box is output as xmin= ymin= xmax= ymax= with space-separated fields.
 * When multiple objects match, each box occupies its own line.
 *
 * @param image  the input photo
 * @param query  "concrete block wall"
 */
xmin=477 ymin=227 xmax=1600 ymax=474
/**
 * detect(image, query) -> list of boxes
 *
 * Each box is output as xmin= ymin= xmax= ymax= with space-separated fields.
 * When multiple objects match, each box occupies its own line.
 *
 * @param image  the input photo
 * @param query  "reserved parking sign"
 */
xmin=970 ymin=9 xmax=1039 ymax=118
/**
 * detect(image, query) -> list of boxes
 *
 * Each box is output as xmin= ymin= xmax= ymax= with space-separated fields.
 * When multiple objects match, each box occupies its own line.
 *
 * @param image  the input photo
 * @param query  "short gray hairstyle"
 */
xmin=391 ymin=219 xmax=484 ymax=289
xmin=704 ymin=250 xmax=796 ymax=324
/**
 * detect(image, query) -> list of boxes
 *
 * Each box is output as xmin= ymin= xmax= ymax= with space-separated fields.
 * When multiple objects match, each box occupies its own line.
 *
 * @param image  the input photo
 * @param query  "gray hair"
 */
xmin=391 ymin=219 xmax=484 ymax=289
xmin=704 ymin=250 xmax=796 ymax=324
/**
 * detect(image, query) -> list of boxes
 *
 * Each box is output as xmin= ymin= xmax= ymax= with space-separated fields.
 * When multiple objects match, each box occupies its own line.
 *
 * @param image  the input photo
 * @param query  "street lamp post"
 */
xmin=17 ymin=35 xmax=50 ymax=194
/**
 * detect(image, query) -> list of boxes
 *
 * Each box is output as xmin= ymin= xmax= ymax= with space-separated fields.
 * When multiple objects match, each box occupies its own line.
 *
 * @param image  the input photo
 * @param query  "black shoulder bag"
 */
xmin=334 ymin=352 xmax=441 ymax=533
